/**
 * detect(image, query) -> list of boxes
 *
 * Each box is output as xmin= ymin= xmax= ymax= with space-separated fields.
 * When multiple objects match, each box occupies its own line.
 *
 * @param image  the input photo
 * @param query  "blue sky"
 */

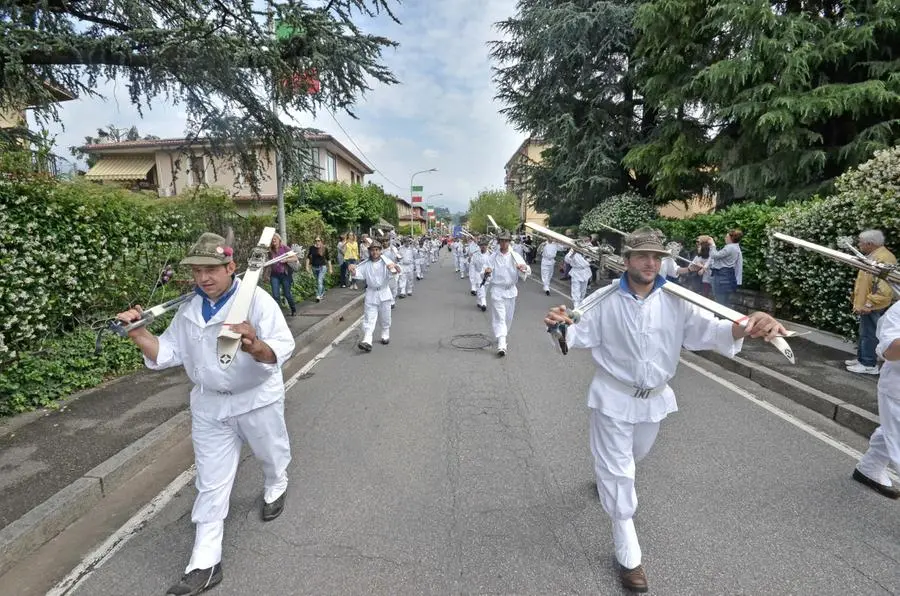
xmin=38 ymin=0 xmax=524 ymax=214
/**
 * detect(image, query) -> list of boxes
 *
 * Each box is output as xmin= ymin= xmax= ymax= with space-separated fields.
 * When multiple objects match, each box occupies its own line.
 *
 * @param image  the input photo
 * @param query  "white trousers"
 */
xmin=415 ymin=260 xmax=424 ymax=279
xmin=476 ymin=283 xmax=487 ymax=307
xmin=399 ymin=265 xmax=415 ymax=295
xmin=461 ymin=259 xmax=469 ymax=278
xmin=388 ymin=274 xmax=398 ymax=303
xmin=857 ymin=390 xmax=900 ymax=485
xmin=589 ymin=408 xmax=660 ymax=569
xmin=362 ymin=300 xmax=392 ymax=343
xmin=188 ymin=399 xmax=291 ymax=572
xmin=571 ymin=278 xmax=588 ymax=309
xmin=490 ymin=295 xmax=516 ymax=347
xmin=541 ymin=260 xmax=555 ymax=291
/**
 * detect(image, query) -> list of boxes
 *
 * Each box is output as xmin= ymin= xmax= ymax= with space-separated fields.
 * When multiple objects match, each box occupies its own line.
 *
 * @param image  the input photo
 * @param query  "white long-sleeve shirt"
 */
xmin=146 ymin=279 xmax=296 ymax=421
xmin=564 ymin=249 xmax=593 ymax=282
xmin=487 ymin=249 xmax=532 ymax=299
xmin=566 ymin=276 xmax=743 ymax=423
xmin=352 ymin=256 xmax=396 ymax=305
xmin=469 ymin=249 xmax=491 ymax=285
xmin=876 ymin=301 xmax=900 ymax=398
xmin=708 ymin=242 xmax=743 ymax=285
xmin=541 ymin=241 xmax=560 ymax=261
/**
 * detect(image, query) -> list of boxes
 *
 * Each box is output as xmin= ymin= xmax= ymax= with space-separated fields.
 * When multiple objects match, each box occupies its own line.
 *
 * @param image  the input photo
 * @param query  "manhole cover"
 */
xmin=450 ymin=333 xmax=493 ymax=350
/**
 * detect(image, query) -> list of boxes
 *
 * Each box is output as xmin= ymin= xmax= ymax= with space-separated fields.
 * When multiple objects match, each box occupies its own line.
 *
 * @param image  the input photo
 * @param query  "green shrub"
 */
xmin=653 ymin=201 xmax=787 ymax=290
xmin=762 ymin=191 xmax=900 ymax=338
xmin=579 ymin=192 xmax=659 ymax=236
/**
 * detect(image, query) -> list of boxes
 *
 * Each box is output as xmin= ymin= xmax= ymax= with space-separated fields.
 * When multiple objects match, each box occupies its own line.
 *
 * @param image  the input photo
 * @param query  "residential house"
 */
xmin=504 ymin=137 xmax=551 ymax=228
xmin=80 ymin=133 xmax=374 ymax=215
xmin=395 ymin=197 xmax=427 ymax=233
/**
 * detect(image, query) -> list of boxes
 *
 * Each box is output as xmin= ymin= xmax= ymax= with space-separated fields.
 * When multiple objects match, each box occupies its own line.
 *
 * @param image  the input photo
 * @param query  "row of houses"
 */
xmin=78 ymin=134 xmax=430 ymax=226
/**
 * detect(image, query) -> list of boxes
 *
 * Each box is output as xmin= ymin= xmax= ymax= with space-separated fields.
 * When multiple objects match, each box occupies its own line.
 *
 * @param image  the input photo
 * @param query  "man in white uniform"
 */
xmin=564 ymin=246 xmax=593 ymax=309
xmin=539 ymin=239 xmax=560 ymax=295
xmin=455 ymin=237 xmax=469 ymax=278
xmin=853 ymin=300 xmax=900 ymax=498
xmin=484 ymin=230 xmax=532 ymax=356
xmin=470 ymin=237 xmax=491 ymax=311
xmin=116 ymin=232 xmax=296 ymax=596
xmin=398 ymin=238 xmax=416 ymax=298
xmin=380 ymin=235 xmax=401 ymax=308
xmin=350 ymin=241 xmax=401 ymax=351
xmin=544 ymin=227 xmax=785 ymax=593
xmin=415 ymin=238 xmax=426 ymax=280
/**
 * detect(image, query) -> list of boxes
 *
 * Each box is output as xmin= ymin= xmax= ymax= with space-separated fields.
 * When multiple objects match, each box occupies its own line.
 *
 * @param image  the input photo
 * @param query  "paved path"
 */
xmin=63 ymin=254 xmax=899 ymax=595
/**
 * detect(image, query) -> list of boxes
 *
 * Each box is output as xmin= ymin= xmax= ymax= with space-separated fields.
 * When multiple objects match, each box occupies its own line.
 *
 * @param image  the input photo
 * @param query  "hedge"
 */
xmin=578 ymin=148 xmax=900 ymax=337
xmin=0 ymin=170 xmax=328 ymax=416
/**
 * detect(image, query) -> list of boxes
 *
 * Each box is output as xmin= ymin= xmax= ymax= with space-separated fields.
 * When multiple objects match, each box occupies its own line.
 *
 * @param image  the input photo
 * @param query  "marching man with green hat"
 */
xmin=116 ymin=232 xmax=296 ymax=596
xmin=483 ymin=229 xmax=532 ymax=356
xmin=544 ymin=227 xmax=786 ymax=593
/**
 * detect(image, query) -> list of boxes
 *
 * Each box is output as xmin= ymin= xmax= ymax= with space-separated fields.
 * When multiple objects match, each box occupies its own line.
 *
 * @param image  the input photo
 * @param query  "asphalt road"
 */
xmin=66 ymin=253 xmax=899 ymax=595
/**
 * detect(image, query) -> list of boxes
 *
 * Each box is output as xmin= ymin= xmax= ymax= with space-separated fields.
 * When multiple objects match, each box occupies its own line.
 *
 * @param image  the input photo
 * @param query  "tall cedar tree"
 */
xmin=1 ymin=0 xmax=399 ymax=188
xmin=491 ymin=0 xmax=655 ymax=225
xmin=627 ymin=0 xmax=900 ymax=203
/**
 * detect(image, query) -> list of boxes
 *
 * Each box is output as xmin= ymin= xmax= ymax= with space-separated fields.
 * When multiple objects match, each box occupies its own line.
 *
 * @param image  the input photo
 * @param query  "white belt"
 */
xmin=599 ymin=371 xmax=667 ymax=400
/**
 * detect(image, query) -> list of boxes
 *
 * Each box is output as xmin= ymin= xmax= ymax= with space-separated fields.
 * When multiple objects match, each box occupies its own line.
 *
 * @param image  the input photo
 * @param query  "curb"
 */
xmin=0 ymin=292 xmax=365 ymax=579
xmin=696 ymin=351 xmax=879 ymax=438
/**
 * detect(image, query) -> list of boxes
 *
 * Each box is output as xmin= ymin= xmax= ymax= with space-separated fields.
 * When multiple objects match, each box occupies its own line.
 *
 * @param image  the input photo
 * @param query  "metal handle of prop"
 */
xmin=546 ymin=284 xmax=619 ymax=355
xmin=106 ymin=250 xmax=299 ymax=338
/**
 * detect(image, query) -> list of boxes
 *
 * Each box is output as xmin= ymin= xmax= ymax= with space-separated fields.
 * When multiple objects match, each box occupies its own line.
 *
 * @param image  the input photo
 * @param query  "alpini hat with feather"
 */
xmin=622 ymin=227 xmax=670 ymax=257
xmin=180 ymin=232 xmax=234 ymax=266
xmin=497 ymin=229 xmax=512 ymax=241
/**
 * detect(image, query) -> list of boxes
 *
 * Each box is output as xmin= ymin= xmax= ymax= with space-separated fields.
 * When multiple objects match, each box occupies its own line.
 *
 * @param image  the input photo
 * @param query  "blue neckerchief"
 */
xmin=619 ymin=273 xmax=667 ymax=300
xmin=195 ymin=279 xmax=238 ymax=323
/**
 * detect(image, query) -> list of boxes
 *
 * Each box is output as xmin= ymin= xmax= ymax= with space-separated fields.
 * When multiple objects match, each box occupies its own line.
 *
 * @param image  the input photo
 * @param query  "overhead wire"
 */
xmin=325 ymin=107 xmax=407 ymax=192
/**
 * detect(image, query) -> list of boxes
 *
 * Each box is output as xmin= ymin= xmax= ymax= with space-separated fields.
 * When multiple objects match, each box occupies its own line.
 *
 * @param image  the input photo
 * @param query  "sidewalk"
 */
xmin=0 ymin=285 xmax=364 ymax=576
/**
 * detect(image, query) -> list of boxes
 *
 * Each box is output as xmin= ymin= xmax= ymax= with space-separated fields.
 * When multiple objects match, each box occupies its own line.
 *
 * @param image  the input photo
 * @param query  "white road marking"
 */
xmin=536 ymin=272 xmax=897 ymax=482
xmin=48 ymin=467 xmax=197 ymax=596
xmin=50 ymin=314 xmax=364 ymax=594
xmin=284 ymin=314 xmax=363 ymax=392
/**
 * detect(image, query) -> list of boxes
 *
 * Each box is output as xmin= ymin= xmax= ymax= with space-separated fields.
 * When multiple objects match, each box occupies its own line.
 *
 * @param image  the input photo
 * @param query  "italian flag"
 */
xmin=411 ymin=185 xmax=423 ymax=203
xmin=427 ymin=207 xmax=435 ymax=220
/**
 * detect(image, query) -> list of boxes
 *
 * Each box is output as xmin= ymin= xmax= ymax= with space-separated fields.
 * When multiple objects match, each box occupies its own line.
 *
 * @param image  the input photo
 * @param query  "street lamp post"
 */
xmin=410 ymin=168 xmax=437 ymax=236
xmin=426 ymin=193 xmax=443 ymax=234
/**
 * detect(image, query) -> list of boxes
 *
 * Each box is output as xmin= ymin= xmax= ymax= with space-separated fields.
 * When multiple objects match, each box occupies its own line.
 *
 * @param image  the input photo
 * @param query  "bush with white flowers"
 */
xmin=0 ymin=171 xmax=264 ymax=413
xmin=762 ymin=174 xmax=900 ymax=338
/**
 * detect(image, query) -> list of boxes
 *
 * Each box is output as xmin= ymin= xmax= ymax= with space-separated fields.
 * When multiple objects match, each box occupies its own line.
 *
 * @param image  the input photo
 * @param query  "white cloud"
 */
xmin=36 ymin=0 xmax=526 ymax=214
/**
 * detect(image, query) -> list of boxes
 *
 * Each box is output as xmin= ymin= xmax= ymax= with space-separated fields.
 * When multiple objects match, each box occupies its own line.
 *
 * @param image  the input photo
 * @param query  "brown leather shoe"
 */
xmin=620 ymin=564 xmax=648 ymax=593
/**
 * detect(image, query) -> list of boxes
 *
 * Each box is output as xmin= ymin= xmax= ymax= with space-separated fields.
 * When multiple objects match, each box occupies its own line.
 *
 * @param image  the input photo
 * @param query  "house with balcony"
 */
xmin=79 ymin=132 xmax=373 ymax=215
xmin=395 ymin=197 xmax=428 ymax=233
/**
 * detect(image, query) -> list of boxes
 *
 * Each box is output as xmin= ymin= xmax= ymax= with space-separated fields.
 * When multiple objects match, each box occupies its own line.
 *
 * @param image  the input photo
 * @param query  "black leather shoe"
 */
xmin=380 ymin=338 xmax=390 ymax=345
xmin=262 ymin=493 xmax=286 ymax=521
xmin=166 ymin=563 xmax=222 ymax=595
xmin=479 ymin=305 xmax=487 ymax=312
xmin=470 ymin=290 xmax=476 ymax=296
xmin=545 ymin=290 xmax=550 ymax=296
xmin=358 ymin=341 xmax=372 ymax=352
xmin=853 ymin=468 xmax=900 ymax=499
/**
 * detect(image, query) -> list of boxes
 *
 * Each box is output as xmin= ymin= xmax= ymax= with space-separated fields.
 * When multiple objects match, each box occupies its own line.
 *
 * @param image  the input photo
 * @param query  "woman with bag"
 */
xmin=265 ymin=233 xmax=300 ymax=316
